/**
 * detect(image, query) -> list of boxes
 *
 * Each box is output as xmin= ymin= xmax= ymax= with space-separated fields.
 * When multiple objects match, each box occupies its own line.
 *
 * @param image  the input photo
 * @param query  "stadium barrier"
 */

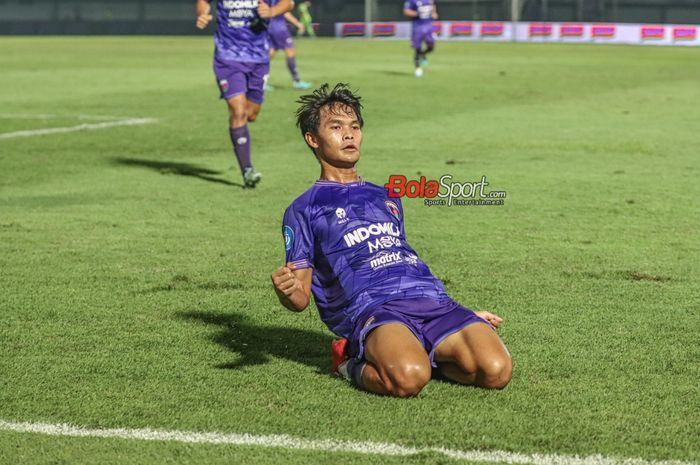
xmin=335 ymin=21 xmax=700 ymax=47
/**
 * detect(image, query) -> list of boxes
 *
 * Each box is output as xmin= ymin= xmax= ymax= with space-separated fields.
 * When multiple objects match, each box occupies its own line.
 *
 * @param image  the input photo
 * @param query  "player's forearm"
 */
xmin=284 ymin=12 xmax=302 ymax=28
xmin=196 ymin=0 xmax=211 ymax=17
xmin=403 ymin=9 xmax=418 ymax=17
xmin=270 ymin=0 xmax=294 ymax=17
xmin=276 ymin=288 xmax=309 ymax=312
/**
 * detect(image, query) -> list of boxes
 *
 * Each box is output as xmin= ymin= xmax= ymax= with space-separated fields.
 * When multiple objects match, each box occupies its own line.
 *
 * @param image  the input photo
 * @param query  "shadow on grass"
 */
xmin=113 ymin=157 xmax=244 ymax=188
xmin=178 ymin=311 xmax=333 ymax=374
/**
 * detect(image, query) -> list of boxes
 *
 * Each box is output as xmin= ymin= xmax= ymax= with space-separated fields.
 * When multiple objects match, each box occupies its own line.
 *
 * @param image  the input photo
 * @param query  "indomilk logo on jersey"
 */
xmin=343 ymin=222 xmax=400 ymax=248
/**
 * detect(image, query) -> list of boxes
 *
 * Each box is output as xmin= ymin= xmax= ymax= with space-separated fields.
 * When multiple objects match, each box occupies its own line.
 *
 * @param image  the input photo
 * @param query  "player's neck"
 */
xmin=319 ymin=166 xmax=359 ymax=184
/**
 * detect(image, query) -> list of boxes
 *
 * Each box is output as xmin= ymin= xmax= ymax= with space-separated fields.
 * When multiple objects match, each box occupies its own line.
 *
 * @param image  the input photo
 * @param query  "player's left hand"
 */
xmin=258 ymin=1 xmax=271 ymax=19
xmin=475 ymin=311 xmax=503 ymax=328
xmin=297 ymin=24 xmax=305 ymax=34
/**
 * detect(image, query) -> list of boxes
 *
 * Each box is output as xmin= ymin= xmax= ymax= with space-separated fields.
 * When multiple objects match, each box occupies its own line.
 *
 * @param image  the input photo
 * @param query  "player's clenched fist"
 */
xmin=196 ymin=13 xmax=213 ymax=29
xmin=257 ymin=1 xmax=271 ymax=19
xmin=271 ymin=264 xmax=301 ymax=296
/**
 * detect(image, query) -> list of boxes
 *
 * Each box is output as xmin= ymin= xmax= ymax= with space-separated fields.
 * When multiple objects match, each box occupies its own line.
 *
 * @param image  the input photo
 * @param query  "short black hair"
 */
xmin=295 ymin=83 xmax=363 ymax=143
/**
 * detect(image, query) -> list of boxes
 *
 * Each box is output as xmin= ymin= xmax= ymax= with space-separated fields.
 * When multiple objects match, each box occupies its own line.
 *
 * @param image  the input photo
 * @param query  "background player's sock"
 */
xmin=414 ymin=50 xmax=421 ymax=68
xmin=286 ymin=57 xmax=300 ymax=82
xmin=229 ymin=125 xmax=251 ymax=173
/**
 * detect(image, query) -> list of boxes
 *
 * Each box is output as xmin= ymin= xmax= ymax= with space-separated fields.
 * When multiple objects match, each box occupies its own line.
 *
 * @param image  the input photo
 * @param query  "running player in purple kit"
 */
xmin=195 ymin=0 xmax=293 ymax=188
xmin=403 ymin=0 xmax=438 ymax=78
xmin=271 ymin=84 xmax=512 ymax=397
xmin=267 ymin=12 xmax=313 ymax=90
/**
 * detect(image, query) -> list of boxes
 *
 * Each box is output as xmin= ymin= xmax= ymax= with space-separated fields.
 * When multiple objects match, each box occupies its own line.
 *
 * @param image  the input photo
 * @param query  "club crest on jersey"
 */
xmin=385 ymin=200 xmax=401 ymax=220
xmin=219 ymin=79 xmax=229 ymax=93
xmin=283 ymin=225 xmax=294 ymax=251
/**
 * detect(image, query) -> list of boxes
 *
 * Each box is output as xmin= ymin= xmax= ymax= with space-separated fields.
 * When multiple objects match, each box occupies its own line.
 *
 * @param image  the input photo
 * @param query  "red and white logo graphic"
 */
xmin=384 ymin=200 xmax=401 ymax=220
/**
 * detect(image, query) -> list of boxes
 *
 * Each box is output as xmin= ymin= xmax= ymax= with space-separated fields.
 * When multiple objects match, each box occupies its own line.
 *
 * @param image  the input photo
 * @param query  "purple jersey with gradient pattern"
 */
xmin=282 ymin=179 xmax=448 ymax=338
xmin=404 ymin=0 xmax=434 ymax=27
xmin=212 ymin=0 xmax=278 ymax=63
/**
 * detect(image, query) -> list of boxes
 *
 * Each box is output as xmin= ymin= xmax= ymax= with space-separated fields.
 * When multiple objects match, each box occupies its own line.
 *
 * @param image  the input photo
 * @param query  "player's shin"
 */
xmin=286 ymin=57 xmax=299 ymax=81
xmin=229 ymin=125 xmax=252 ymax=172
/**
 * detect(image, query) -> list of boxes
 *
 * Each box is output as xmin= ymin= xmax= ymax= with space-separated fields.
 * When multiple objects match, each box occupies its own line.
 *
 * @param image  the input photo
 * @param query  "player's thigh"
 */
xmin=433 ymin=322 xmax=510 ymax=374
xmin=364 ymin=323 xmax=431 ymax=380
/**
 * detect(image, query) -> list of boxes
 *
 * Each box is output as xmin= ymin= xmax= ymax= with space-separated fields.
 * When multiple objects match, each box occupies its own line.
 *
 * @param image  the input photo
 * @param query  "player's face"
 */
xmin=307 ymin=104 xmax=362 ymax=168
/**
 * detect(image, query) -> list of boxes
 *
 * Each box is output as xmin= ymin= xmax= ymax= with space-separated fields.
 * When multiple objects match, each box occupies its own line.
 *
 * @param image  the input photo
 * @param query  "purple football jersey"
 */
xmin=212 ymin=0 xmax=277 ymax=63
xmin=403 ymin=0 xmax=435 ymax=27
xmin=282 ymin=179 xmax=448 ymax=338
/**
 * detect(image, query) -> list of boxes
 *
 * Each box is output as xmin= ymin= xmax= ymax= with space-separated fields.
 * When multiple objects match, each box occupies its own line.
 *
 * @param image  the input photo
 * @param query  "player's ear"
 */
xmin=304 ymin=131 xmax=319 ymax=149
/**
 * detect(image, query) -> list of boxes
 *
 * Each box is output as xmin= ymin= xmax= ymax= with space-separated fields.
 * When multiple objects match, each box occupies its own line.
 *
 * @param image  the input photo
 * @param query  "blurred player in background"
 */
xmin=297 ymin=1 xmax=316 ymax=37
xmin=403 ymin=0 xmax=438 ymax=77
xmin=271 ymin=84 xmax=512 ymax=397
xmin=267 ymin=12 xmax=313 ymax=91
xmin=195 ymin=0 xmax=293 ymax=188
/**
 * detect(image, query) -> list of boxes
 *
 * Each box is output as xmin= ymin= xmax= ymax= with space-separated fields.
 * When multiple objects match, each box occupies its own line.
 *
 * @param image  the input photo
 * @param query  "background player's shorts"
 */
xmin=411 ymin=24 xmax=435 ymax=50
xmin=213 ymin=59 xmax=270 ymax=104
xmin=347 ymin=297 xmax=489 ymax=367
xmin=269 ymin=26 xmax=294 ymax=50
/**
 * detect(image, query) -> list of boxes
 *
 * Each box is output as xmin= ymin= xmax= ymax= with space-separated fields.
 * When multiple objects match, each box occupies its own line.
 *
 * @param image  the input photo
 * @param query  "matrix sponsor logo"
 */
xmin=450 ymin=22 xmax=473 ymax=36
xmin=384 ymin=175 xmax=506 ymax=207
xmin=641 ymin=26 xmax=665 ymax=40
xmin=673 ymin=26 xmax=697 ymax=40
xmin=480 ymin=23 xmax=504 ymax=37
xmin=529 ymin=23 xmax=552 ymax=37
xmin=591 ymin=24 xmax=616 ymax=38
xmin=342 ymin=23 xmax=366 ymax=37
xmin=343 ymin=222 xmax=400 ymax=248
xmin=370 ymin=251 xmax=402 ymax=270
xmin=372 ymin=23 xmax=397 ymax=37
xmin=560 ymin=24 xmax=584 ymax=37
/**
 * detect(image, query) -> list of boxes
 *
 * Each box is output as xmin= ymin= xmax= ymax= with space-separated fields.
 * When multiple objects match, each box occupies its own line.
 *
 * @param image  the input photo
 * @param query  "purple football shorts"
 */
xmin=213 ymin=58 xmax=270 ymax=104
xmin=411 ymin=24 xmax=435 ymax=50
xmin=269 ymin=27 xmax=294 ymax=50
xmin=348 ymin=297 xmax=490 ymax=367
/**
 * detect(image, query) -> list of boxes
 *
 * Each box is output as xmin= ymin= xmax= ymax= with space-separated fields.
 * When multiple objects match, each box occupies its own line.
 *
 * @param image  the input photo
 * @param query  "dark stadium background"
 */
xmin=2 ymin=0 xmax=700 ymax=36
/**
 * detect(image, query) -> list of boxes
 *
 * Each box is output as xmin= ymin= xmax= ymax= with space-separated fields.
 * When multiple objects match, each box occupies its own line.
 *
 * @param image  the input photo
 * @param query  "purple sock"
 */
xmin=286 ymin=56 xmax=299 ymax=81
xmin=229 ymin=125 xmax=251 ymax=173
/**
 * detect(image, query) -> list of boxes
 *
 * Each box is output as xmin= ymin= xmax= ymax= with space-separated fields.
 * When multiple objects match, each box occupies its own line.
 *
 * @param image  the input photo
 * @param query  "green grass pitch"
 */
xmin=1 ymin=36 xmax=699 ymax=465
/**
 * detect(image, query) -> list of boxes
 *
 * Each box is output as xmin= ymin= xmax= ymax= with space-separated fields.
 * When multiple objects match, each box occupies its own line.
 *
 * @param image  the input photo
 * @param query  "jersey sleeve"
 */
xmin=282 ymin=204 xmax=314 ymax=270
xmin=395 ymin=197 xmax=407 ymax=237
xmin=403 ymin=0 xmax=416 ymax=11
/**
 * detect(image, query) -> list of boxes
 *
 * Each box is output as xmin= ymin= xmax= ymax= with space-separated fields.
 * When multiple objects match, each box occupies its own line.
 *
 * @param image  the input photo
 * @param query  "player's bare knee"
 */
xmin=480 ymin=355 xmax=512 ymax=389
xmin=247 ymin=112 xmax=258 ymax=122
xmin=388 ymin=363 xmax=430 ymax=397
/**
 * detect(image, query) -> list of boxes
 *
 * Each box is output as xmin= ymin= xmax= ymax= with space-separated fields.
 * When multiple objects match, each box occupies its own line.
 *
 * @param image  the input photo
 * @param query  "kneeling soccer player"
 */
xmin=271 ymin=84 xmax=512 ymax=397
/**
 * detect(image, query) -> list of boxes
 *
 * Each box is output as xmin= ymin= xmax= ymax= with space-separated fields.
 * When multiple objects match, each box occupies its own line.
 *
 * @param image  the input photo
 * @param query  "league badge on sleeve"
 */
xmin=283 ymin=225 xmax=294 ymax=251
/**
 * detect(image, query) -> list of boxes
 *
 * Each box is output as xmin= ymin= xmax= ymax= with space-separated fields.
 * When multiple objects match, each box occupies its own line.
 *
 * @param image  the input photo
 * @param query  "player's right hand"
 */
xmin=297 ymin=24 xmax=306 ymax=34
xmin=196 ymin=13 xmax=213 ymax=29
xmin=271 ymin=263 xmax=301 ymax=296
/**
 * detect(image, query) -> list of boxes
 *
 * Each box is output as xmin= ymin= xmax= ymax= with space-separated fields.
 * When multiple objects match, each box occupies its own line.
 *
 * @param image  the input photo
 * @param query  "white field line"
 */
xmin=0 ymin=419 xmax=695 ymax=465
xmin=0 ymin=117 xmax=157 ymax=140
